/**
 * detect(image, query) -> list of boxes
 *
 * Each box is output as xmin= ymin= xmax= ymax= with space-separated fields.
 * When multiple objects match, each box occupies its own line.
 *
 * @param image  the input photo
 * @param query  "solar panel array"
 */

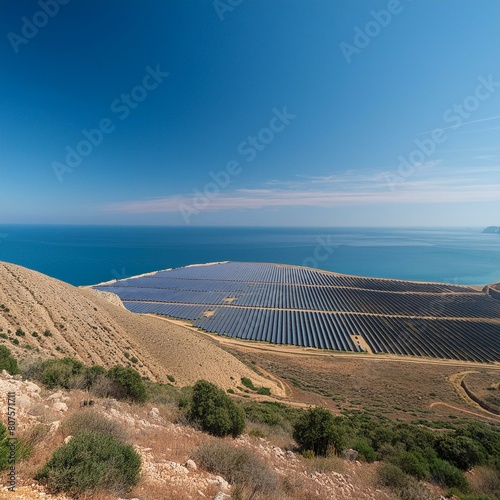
xmin=94 ymin=262 xmax=500 ymax=362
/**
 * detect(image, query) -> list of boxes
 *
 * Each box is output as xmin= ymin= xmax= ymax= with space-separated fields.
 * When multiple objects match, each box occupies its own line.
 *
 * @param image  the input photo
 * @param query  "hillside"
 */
xmin=0 ymin=262 xmax=283 ymax=393
xmin=483 ymin=226 xmax=500 ymax=234
xmin=0 ymin=371 xmax=398 ymax=500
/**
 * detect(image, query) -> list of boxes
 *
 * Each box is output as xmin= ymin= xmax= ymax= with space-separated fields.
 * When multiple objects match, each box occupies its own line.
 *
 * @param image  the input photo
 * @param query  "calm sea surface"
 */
xmin=0 ymin=225 xmax=499 ymax=286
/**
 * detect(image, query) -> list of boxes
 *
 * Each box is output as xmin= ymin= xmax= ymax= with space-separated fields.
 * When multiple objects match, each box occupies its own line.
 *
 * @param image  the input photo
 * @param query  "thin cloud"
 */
xmin=103 ymin=181 xmax=500 ymax=214
xmin=419 ymin=115 xmax=500 ymax=135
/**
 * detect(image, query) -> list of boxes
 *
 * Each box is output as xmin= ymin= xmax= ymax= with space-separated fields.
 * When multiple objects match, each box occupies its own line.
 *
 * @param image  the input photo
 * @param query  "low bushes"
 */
xmin=25 ymin=357 xmax=147 ymax=403
xmin=189 ymin=380 xmax=245 ymax=437
xmin=0 ymin=423 xmax=10 ymax=471
xmin=195 ymin=440 xmax=278 ymax=497
xmin=39 ymin=358 xmax=84 ymax=389
xmin=394 ymin=450 xmax=430 ymax=481
xmin=293 ymin=406 xmax=345 ymax=457
xmin=429 ymin=457 xmax=469 ymax=490
xmin=106 ymin=365 xmax=147 ymax=403
xmin=377 ymin=462 xmax=410 ymax=490
xmin=36 ymin=431 xmax=141 ymax=496
xmin=240 ymin=377 xmax=271 ymax=396
xmin=0 ymin=345 xmax=19 ymax=375
xmin=435 ymin=434 xmax=487 ymax=471
xmin=61 ymin=410 xmax=128 ymax=442
xmin=240 ymin=400 xmax=301 ymax=434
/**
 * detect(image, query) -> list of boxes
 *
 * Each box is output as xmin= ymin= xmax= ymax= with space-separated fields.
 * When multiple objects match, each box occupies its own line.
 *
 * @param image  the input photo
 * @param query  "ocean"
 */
xmin=0 ymin=225 xmax=499 ymax=287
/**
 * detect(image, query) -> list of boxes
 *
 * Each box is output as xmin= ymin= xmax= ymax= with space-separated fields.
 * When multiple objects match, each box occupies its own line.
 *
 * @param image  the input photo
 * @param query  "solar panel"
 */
xmin=93 ymin=262 xmax=500 ymax=362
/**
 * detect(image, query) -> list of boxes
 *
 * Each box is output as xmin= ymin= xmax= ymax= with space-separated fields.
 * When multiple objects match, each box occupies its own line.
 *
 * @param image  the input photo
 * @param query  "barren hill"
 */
xmin=0 ymin=262 xmax=282 ymax=394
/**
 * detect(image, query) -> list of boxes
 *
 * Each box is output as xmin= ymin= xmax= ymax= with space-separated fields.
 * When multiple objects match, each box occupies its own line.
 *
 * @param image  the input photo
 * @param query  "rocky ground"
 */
xmin=0 ymin=371 xmax=407 ymax=499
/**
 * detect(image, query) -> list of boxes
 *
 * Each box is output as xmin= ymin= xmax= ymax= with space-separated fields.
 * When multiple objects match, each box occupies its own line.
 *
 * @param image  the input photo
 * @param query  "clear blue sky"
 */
xmin=1 ymin=0 xmax=499 ymax=226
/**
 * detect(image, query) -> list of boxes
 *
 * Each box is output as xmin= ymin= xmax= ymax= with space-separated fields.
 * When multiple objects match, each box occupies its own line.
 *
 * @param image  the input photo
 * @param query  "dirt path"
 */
xmin=430 ymin=401 xmax=500 ymax=422
xmin=425 ymin=371 xmax=500 ymax=422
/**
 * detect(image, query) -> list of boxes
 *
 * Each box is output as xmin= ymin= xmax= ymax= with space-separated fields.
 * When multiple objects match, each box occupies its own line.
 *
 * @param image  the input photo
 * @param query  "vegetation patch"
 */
xmin=36 ymin=431 xmax=141 ymax=496
xmin=195 ymin=440 xmax=278 ymax=497
xmin=189 ymin=380 xmax=245 ymax=437
xmin=0 ymin=345 xmax=19 ymax=375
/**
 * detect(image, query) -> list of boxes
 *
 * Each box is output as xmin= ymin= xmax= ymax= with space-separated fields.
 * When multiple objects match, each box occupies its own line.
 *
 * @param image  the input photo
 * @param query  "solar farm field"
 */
xmin=93 ymin=262 xmax=500 ymax=362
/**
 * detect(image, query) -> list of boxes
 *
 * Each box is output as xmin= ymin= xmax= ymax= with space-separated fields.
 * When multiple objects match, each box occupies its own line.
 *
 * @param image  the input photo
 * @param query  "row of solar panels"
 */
xmin=149 ymin=262 xmax=472 ymax=293
xmin=121 ymin=301 xmax=500 ymax=362
xmin=98 ymin=283 xmax=500 ymax=319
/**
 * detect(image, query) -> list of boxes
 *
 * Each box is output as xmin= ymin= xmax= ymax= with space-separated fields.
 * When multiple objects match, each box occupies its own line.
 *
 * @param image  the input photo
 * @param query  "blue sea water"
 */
xmin=0 ymin=225 xmax=499 ymax=287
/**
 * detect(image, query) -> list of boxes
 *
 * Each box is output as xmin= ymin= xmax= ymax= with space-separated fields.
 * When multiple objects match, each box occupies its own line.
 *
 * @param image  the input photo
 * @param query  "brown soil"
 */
xmin=0 ymin=262 xmax=283 ymax=394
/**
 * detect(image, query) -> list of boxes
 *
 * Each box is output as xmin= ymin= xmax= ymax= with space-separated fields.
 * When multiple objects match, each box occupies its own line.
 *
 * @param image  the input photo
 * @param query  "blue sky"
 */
xmin=1 ymin=0 xmax=499 ymax=226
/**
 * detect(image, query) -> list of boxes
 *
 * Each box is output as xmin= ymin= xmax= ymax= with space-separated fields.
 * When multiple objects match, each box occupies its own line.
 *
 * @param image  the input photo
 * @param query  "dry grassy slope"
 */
xmin=0 ymin=262 xmax=283 ymax=394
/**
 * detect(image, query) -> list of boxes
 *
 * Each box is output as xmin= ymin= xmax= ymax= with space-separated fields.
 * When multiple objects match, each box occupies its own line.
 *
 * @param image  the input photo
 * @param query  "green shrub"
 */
xmin=167 ymin=374 xmax=175 ymax=383
xmin=350 ymin=436 xmax=376 ymax=463
xmin=106 ymin=365 xmax=147 ymax=403
xmin=0 ymin=345 xmax=19 ymax=375
xmin=395 ymin=451 xmax=430 ymax=481
xmin=189 ymin=380 xmax=245 ymax=437
xmin=429 ymin=458 xmax=469 ymax=490
xmin=248 ymin=427 xmax=265 ymax=439
xmin=39 ymin=358 xmax=84 ymax=389
xmin=195 ymin=440 xmax=278 ymax=496
xmin=293 ymin=406 xmax=345 ymax=457
xmin=43 ymin=330 xmax=52 ymax=337
xmin=257 ymin=387 xmax=271 ymax=396
xmin=377 ymin=463 xmax=410 ymax=489
xmin=80 ymin=365 xmax=107 ymax=391
xmin=61 ymin=411 xmax=127 ymax=442
xmin=241 ymin=377 xmax=256 ymax=390
xmin=15 ymin=328 xmax=25 ymax=337
xmin=398 ymin=479 xmax=434 ymax=500
xmin=241 ymin=401 xmax=290 ymax=428
xmin=15 ymin=424 xmax=50 ymax=464
xmin=435 ymin=435 xmax=486 ymax=470
xmin=36 ymin=431 xmax=140 ymax=496
xmin=0 ymin=423 xmax=10 ymax=471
